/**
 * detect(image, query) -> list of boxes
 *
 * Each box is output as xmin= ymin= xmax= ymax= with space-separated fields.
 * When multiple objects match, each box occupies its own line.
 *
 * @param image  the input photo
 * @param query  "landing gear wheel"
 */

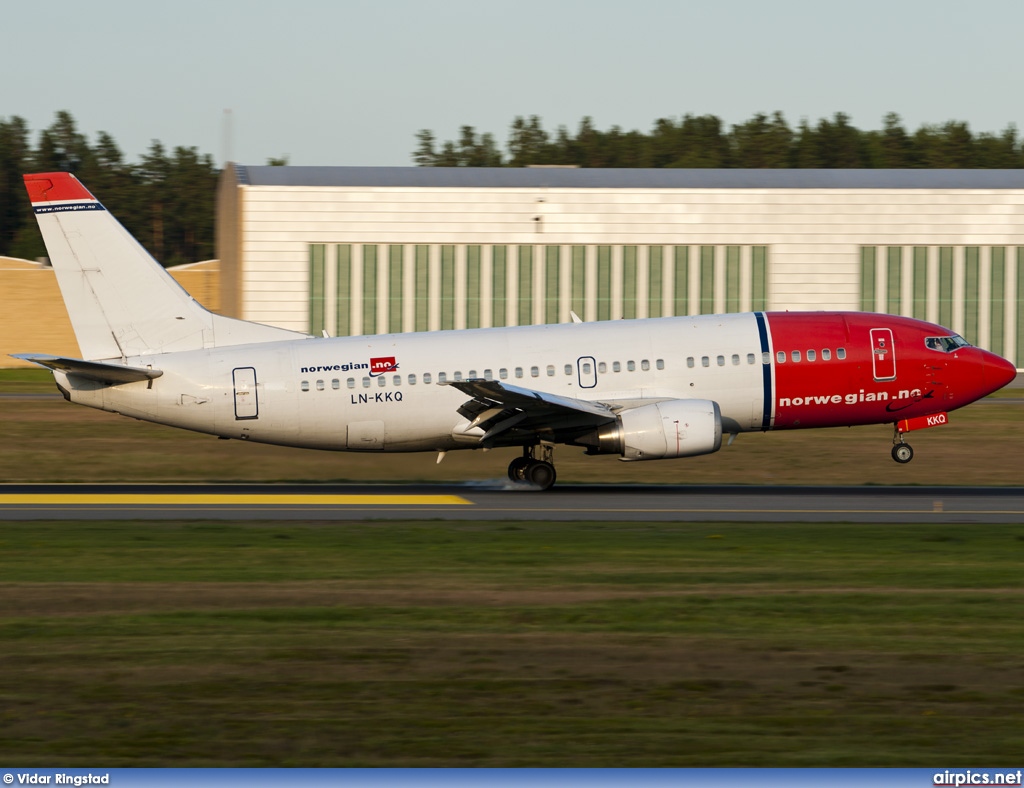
xmin=508 ymin=457 xmax=531 ymax=481
xmin=525 ymin=460 xmax=556 ymax=491
xmin=891 ymin=443 xmax=914 ymax=464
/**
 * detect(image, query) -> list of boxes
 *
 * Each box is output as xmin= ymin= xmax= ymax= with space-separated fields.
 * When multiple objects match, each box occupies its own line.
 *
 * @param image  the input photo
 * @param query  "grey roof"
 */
xmin=232 ymin=165 xmax=1024 ymax=190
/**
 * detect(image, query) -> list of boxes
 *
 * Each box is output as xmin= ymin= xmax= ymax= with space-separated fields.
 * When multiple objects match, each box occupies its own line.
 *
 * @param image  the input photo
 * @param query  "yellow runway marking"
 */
xmin=0 ymin=494 xmax=471 ymax=506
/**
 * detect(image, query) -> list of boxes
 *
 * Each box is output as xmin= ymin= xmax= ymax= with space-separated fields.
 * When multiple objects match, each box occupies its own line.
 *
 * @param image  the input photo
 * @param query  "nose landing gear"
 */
xmin=891 ymin=426 xmax=914 ymax=464
xmin=507 ymin=443 xmax=557 ymax=490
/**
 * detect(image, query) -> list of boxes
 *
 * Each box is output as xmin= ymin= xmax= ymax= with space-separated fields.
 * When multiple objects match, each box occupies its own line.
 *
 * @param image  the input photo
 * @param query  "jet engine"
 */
xmin=575 ymin=399 xmax=722 ymax=461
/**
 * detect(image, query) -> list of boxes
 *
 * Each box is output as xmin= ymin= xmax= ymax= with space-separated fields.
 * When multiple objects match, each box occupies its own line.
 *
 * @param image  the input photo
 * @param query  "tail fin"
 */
xmin=23 ymin=172 xmax=306 ymax=361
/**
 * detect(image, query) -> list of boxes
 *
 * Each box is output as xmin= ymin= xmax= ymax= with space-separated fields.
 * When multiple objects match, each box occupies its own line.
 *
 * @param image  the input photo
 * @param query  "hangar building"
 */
xmin=216 ymin=166 xmax=1024 ymax=367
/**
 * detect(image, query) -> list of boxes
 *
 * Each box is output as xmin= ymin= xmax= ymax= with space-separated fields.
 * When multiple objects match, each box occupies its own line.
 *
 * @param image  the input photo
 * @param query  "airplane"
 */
xmin=14 ymin=171 xmax=1018 ymax=490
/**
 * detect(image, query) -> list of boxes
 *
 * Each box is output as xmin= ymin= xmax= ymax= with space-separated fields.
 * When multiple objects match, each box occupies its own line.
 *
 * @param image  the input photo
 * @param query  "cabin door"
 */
xmin=577 ymin=356 xmax=597 ymax=388
xmin=870 ymin=328 xmax=897 ymax=381
xmin=232 ymin=367 xmax=259 ymax=420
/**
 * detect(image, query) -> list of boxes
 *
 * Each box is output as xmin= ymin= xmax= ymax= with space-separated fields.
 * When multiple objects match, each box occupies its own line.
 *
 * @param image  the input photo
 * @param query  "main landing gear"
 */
xmin=508 ymin=443 xmax=557 ymax=490
xmin=891 ymin=427 xmax=914 ymax=464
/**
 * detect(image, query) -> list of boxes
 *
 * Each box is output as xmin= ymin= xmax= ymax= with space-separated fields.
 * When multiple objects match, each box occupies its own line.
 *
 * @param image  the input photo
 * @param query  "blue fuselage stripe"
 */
xmin=754 ymin=312 xmax=772 ymax=430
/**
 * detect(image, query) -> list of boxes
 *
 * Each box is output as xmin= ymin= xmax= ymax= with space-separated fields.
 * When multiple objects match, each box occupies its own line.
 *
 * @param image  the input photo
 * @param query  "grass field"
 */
xmin=1 ymin=519 xmax=1022 ymax=766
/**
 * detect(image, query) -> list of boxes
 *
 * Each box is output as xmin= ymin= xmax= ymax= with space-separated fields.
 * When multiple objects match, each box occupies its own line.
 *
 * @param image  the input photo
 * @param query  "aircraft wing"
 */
xmin=446 ymin=378 xmax=615 ymax=444
xmin=11 ymin=354 xmax=163 ymax=385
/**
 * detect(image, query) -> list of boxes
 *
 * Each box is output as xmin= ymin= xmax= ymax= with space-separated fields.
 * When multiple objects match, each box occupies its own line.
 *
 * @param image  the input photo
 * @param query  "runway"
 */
xmin=1 ymin=483 xmax=1023 ymax=523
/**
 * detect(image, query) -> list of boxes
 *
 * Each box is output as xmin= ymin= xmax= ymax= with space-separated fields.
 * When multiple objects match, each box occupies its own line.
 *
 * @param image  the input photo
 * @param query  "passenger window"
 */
xmin=530 ymin=366 xmax=539 ymax=378
xmin=347 ymin=378 xmax=355 ymax=389
xmin=702 ymin=356 xmax=710 ymax=367
xmin=362 ymin=377 xmax=371 ymax=388
xmin=731 ymin=354 xmax=740 ymax=366
xmin=837 ymin=348 xmax=847 ymax=360
xmin=454 ymin=371 xmax=463 ymax=382
xmin=515 ymin=367 xmax=523 ymax=379
xmin=582 ymin=362 xmax=592 ymax=375
xmin=641 ymin=360 xmax=650 ymax=371
xmin=717 ymin=355 xmax=725 ymax=367
xmin=546 ymin=365 xmax=555 ymax=377
xmin=627 ymin=361 xmax=636 ymax=371
xmin=438 ymin=372 xmax=447 ymax=383
xmin=656 ymin=359 xmax=665 ymax=370
xmin=499 ymin=368 xmax=508 ymax=380
xmin=468 ymin=370 xmax=477 ymax=379
xmin=392 ymin=375 xmax=401 ymax=386
xmin=822 ymin=349 xmax=832 ymax=361
xmin=564 ymin=364 xmax=573 ymax=376
xmin=614 ymin=361 xmax=622 ymax=372
xmin=377 ymin=375 xmax=386 ymax=387
xmin=332 ymin=379 xmax=340 ymax=390
xmin=408 ymin=374 xmax=417 ymax=385
xmin=301 ymin=380 xmax=310 ymax=392
xmin=747 ymin=353 xmax=755 ymax=365
xmin=423 ymin=372 xmax=432 ymax=384
xmin=598 ymin=362 xmax=607 ymax=373
xmin=484 ymin=369 xmax=494 ymax=381
xmin=687 ymin=357 xmax=694 ymax=369
xmin=776 ymin=351 xmax=786 ymax=363
xmin=762 ymin=352 xmax=770 ymax=365
xmin=316 ymin=380 xmax=324 ymax=391
xmin=807 ymin=350 xmax=816 ymax=362
xmin=791 ymin=350 xmax=801 ymax=362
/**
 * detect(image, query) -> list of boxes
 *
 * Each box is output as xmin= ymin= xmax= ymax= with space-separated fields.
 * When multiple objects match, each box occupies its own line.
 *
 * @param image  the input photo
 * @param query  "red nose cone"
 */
xmin=985 ymin=353 xmax=1018 ymax=393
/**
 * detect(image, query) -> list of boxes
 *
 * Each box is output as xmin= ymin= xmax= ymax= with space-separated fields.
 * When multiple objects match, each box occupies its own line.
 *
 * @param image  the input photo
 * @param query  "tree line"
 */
xmin=4 ymin=110 xmax=1023 ymax=263
xmin=0 ymin=111 xmax=218 ymax=265
xmin=414 ymin=112 xmax=1024 ymax=169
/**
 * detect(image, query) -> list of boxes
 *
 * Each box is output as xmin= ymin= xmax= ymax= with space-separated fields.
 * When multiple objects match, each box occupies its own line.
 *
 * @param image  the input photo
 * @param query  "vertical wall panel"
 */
xmin=673 ymin=246 xmax=689 ymax=317
xmin=492 ymin=245 xmax=507 ymax=328
xmin=466 ymin=245 xmax=481 ymax=329
xmin=596 ymin=246 xmax=612 ymax=321
xmin=886 ymin=247 xmax=901 ymax=315
xmin=725 ymin=246 xmax=741 ymax=313
xmin=361 ymin=244 xmax=377 ymax=337
xmin=938 ymin=247 xmax=954 ymax=329
xmin=545 ymin=246 xmax=560 ymax=325
xmin=335 ymin=244 xmax=351 ymax=337
xmin=309 ymin=244 xmax=325 ymax=334
xmin=912 ymin=247 xmax=927 ymax=320
xmin=388 ymin=245 xmax=403 ymax=334
xmin=990 ymin=247 xmax=1005 ymax=357
xmin=414 ymin=245 xmax=429 ymax=332
xmin=622 ymin=246 xmax=637 ymax=320
xmin=699 ymin=246 xmax=715 ymax=315
xmin=964 ymin=247 xmax=980 ymax=344
xmin=751 ymin=246 xmax=767 ymax=311
xmin=648 ymin=245 xmax=663 ymax=318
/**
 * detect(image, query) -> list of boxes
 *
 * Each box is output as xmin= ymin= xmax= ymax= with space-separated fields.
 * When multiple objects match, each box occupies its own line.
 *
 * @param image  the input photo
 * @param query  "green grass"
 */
xmin=1 ymin=520 xmax=1022 ymax=766
xmin=0 ymin=367 xmax=55 ymax=393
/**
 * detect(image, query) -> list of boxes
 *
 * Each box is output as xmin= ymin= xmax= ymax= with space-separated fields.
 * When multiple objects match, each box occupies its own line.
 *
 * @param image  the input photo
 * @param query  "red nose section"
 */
xmin=985 ymin=353 xmax=1018 ymax=393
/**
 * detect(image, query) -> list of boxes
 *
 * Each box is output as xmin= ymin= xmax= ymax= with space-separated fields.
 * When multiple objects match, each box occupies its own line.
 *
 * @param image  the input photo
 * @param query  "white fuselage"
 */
xmin=59 ymin=313 xmax=768 ymax=452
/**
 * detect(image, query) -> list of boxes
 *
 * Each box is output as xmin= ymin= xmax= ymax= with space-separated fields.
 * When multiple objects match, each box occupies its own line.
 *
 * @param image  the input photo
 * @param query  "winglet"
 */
xmin=24 ymin=172 xmax=96 ymax=205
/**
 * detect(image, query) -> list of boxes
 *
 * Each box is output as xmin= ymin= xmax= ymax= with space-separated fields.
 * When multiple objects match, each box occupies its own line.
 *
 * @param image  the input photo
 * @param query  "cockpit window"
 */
xmin=925 ymin=334 xmax=970 ymax=353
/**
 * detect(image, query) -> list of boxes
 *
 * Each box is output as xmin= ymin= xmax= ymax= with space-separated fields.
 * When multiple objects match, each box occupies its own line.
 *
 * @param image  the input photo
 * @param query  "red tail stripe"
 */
xmin=23 ymin=172 xmax=96 ymax=204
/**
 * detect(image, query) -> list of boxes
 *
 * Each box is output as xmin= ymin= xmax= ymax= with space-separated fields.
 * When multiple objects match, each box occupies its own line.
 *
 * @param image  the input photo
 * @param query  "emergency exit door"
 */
xmin=232 ymin=367 xmax=259 ymax=420
xmin=870 ymin=328 xmax=896 ymax=381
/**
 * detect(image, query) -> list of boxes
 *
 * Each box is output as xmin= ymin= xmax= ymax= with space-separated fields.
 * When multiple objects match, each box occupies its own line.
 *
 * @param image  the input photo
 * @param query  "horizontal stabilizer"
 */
xmin=11 ymin=354 xmax=163 ymax=385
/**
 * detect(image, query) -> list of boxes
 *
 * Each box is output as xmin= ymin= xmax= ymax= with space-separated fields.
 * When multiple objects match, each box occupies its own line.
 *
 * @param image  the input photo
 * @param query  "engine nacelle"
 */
xmin=577 ymin=399 xmax=722 ymax=461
